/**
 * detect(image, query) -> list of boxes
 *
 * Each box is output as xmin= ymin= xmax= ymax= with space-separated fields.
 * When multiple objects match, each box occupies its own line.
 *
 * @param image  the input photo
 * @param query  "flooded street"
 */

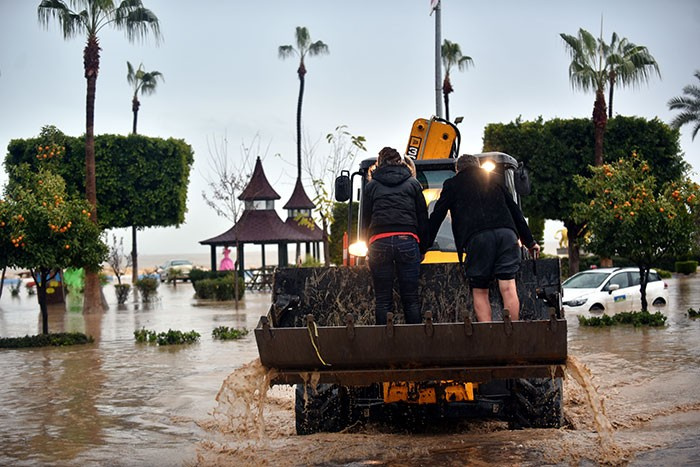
xmin=1 ymin=273 xmax=699 ymax=466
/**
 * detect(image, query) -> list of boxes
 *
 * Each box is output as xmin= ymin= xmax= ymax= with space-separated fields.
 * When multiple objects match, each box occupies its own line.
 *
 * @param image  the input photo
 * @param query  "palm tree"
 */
xmin=278 ymin=26 xmax=329 ymax=181
xmin=441 ymin=39 xmax=473 ymax=122
xmin=668 ymin=70 xmax=700 ymax=141
xmin=560 ymin=28 xmax=609 ymax=167
xmin=38 ymin=0 xmax=160 ymax=312
xmin=127 ymin=61 xmax=163 ymax=135
xmin=605 ymin=32 xmax=660 ymax=118
xmin=127 ymin=61 xmax=163 ymax=290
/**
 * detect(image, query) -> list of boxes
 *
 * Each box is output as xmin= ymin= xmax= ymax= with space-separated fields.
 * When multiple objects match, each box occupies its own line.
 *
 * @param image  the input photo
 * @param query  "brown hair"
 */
xmin=377 ymin=147 xmax=402 ymax=167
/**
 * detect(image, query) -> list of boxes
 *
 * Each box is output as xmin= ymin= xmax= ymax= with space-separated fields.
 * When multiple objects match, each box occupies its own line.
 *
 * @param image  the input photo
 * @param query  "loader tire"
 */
xmin=295 ymin=383 xmax=349 ymax=435
xmin=509 ymin=377 xmax=563 ymax=429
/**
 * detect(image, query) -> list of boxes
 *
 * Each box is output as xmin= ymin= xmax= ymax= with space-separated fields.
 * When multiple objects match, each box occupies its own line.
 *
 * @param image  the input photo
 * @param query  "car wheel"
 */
xmin=652 ymin=297 xmax=666 ymax=306
xmin=589 ymin=304 xmax=604 ymax=312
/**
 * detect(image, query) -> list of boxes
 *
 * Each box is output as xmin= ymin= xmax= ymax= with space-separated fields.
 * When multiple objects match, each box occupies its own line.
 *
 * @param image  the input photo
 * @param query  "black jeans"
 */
xmin=368 ymin=235 xmax=421 ymax=325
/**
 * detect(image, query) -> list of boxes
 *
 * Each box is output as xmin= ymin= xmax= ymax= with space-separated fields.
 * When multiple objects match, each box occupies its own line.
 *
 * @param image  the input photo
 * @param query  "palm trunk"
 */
xmin=296 ymin=65 xmax=306 ymax=181
xmin=592 ymin=89 xmax=608 ymax=167
xmin=83 ymin=35 xmax=104 ymax=313
xmin=131 ymin=103 xmax=140 ymax=300
xmin=132 ymin=97 xmax=140 ymax=135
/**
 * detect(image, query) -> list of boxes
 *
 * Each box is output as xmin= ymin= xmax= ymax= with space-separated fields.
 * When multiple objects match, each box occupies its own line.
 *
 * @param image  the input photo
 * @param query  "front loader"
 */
xmin=254 ymin=117 xmax=567 ymax=434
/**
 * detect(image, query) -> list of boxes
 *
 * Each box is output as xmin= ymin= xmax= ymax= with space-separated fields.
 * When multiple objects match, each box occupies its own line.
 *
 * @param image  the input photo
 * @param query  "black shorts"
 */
xmin=465 ymin=228 xmax=521 ymax=289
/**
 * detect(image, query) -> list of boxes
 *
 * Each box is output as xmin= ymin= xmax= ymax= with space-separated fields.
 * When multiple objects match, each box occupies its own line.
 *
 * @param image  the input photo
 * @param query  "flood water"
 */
xmin=1 ymin=274 xmax=699 ymax=466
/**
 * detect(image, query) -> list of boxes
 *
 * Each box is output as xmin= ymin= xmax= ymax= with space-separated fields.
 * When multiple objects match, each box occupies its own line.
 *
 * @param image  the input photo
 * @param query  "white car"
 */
xmin=156 ymin=259 xmax=194 ymax=282
xmin=562 ymin=267 xmax=668 ymax=313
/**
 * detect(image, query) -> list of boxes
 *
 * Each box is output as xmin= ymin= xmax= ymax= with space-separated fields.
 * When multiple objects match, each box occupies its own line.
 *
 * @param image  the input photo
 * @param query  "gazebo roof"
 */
xmin=238 ymin=157 xmax=280 ymax=201
xmin=283 ymin=178 xmax=315 ymax=210
xmin=199 ymin=209 xmax=312 ymax=246
xmin=285 ymin=217 xmax=324 ymax=241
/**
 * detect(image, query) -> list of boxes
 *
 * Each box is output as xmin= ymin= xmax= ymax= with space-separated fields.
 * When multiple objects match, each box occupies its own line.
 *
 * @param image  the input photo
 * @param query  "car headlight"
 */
xmin=564 ymin=298 xmax=588 ymax=307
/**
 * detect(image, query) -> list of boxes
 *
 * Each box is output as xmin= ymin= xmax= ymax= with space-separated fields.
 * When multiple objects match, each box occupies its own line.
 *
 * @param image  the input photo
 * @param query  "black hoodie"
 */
xmin=362 ymin=165 xmax=429 ymax=253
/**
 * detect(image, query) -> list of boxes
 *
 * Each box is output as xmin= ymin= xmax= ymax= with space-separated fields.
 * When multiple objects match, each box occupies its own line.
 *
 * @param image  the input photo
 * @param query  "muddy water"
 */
xmin=1 ymin=274 xmax=699 ymax=466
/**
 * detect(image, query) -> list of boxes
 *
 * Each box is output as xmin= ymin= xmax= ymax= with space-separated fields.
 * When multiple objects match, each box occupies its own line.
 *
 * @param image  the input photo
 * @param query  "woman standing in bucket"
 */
xmin=362 ymin=147 xmax=429 ymax=325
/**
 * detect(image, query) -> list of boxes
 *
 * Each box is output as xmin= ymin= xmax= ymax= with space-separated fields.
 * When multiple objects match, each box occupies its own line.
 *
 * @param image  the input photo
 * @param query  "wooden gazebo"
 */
xmin=200 ymin=157 xmax=321 ymax=275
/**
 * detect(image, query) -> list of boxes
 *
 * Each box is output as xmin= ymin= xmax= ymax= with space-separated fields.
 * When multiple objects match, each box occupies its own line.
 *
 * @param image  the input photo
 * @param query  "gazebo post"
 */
xmin=278 ymin=242 xmax=288 ymax=267
xmin=237 ymin=242 xmax=245 ymax=278
xmin=261 ymin=244 xmax=266 ymax=269
xmin=210 ymin=245 xmax=217 ymax=271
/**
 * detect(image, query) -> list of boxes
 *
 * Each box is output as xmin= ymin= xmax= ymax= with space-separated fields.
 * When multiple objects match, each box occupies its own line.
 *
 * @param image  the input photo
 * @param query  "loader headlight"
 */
xmin=564 ymin=297 xmax=588 ymax=307
xmin=348 ymin=240 xmax=368 ymax=257
xmin=480 ymin=160 xmax=496 ymax=172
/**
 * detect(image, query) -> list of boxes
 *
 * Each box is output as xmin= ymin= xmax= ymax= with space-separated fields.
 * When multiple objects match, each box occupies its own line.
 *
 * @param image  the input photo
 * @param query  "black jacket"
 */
xmin=362 ymin=165 xmax=430 ymax=254
xmin=428 ymin=166 xmax=535 ymax=256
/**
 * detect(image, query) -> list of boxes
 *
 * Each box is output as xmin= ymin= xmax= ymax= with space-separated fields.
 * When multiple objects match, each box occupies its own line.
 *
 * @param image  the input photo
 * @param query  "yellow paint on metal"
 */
xmin=406 ymin=118 xmax=457 ymax=160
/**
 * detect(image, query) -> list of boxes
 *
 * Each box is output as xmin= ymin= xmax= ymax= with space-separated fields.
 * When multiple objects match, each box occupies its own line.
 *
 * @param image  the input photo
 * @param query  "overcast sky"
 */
xmin=1 ymin=0 xmax=698 ymax=256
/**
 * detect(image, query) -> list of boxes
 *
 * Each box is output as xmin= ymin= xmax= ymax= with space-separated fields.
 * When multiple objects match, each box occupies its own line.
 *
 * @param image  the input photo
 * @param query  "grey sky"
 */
xmin=1 ymin=0 xmax=698 ymax=255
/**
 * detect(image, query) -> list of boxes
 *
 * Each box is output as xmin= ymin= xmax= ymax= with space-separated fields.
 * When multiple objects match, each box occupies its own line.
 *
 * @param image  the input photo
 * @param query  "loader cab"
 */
xmin=336 ymin=152 xmax=531 ymax=263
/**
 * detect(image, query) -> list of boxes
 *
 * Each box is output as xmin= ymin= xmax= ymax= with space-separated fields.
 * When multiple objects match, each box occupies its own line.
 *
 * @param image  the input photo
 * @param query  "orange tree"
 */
xmin=0 ymin=165 xmax=107 ymax=334
xmin=573 ymin=152 xmax=700 ymax=311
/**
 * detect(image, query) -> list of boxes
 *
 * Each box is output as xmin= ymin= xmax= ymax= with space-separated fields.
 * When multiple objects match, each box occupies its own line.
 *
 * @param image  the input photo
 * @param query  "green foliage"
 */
xmin=188 ymin=267 xmax=233 ymax=284
xmin=134 ymin=276 xmax=159 ymax=301
xmin=300 ymin=255 xmax=322 ymax=267
xmin=675 ymin=260 xmax=698 ymax=274
xmin=483 ymin=116 xmax=685 ymax=225
xmin=578 ymin=310 xmax=667 ymax=327
xmin=0 ymin=332 xmax=94 ymax=348
xmin=212 ymin=326 xmax=249 ymax=340
xmin=573 ymin=152 xmax=700 ymax=266
xmin=655 ymin=269 xmax=673 ymax=279
xmin=115 ymin=283 xmax=131 ymax=304
xmin=0 ymin=165 xmax=107 ymax=273
xmin=193 ymin=275 xmax=244 ymax=300
xmin=6 ymin=130 xmax=194 ymax=229
xmin=329 ymin=201 xmax=359 ymax=265
xmin=688 ymin=307 xmax=699 ymax=318
xmin=134 ymin=328 xmax=200 ymax=345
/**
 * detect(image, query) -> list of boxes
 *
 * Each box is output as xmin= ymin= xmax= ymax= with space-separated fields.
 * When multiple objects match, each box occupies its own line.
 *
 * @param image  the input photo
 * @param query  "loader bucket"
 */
xmin=255 ymin=313 xmax=566 ymax=386
xmin=254 ymin=259 xmax=567 ymax=386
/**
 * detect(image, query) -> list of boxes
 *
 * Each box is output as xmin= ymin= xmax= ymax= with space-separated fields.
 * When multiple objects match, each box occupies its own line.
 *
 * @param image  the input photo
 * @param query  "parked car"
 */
xmin=156 ymin=259 xmax=194 ymax=282
xmin=562 ymin=267 xmax=668 ymax=313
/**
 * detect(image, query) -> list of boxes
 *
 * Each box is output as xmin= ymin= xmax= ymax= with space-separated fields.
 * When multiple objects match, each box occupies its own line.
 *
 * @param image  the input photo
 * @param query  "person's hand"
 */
xmin=529 ymin=243 xmax=541 ymax=259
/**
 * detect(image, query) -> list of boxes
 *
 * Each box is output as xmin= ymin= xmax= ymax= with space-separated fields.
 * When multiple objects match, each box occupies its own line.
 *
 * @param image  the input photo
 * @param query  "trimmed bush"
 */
xmin=193 ymin=275 xmax=245 ymax=300
xmin=189 ymin=267 xmax=233 ymax=284
xmin=0 ymin=332 xmax=94 ymax=348
xmin=135 ymin=277 xmax=159 ymax=302
xmin=675 ymin=260 xmax=698 ymax=275
xmin=134 ymin=328 xmax=200 ymax=345
xmin=212 ymin=326 xmax=249 ymax=340
xmin=578 ymin=310 xmax=667 ymax=327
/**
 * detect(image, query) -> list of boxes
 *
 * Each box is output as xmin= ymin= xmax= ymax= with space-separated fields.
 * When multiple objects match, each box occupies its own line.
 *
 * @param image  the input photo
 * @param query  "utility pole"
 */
xmin=432 ymin=0 xmax=444 ymax=118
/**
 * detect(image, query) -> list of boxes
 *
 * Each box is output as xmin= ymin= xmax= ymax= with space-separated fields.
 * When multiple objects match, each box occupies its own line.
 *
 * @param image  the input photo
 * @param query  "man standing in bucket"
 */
xmin=428 ymin=154 xmax=540 ymax=322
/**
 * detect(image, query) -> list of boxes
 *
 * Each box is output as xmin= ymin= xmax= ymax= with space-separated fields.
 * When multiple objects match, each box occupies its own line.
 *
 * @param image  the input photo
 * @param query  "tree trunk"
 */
xmin=296 ymin=71 xmax=305 ymax=181
xmin=0 ymin=267 xmax=5 ymax=299
xmin=592 ymin=88 xmax=608 ymax=166
xmin=564 ymin=219 xmax=583 ymax=275
xmin=131 ymin=225 xmax=139 ymax=301
xmin=34 ymin=269 xmax=49 ymax=335
xmin=132 ymin=97 xmax=140 ymax=135
xmin=639 ymin=265 xmax=649 ymax=312
xmin=322 ymin=217 xmax=330 ymax=266
xmin=83 ymin=35 xmax=105 ymax=313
